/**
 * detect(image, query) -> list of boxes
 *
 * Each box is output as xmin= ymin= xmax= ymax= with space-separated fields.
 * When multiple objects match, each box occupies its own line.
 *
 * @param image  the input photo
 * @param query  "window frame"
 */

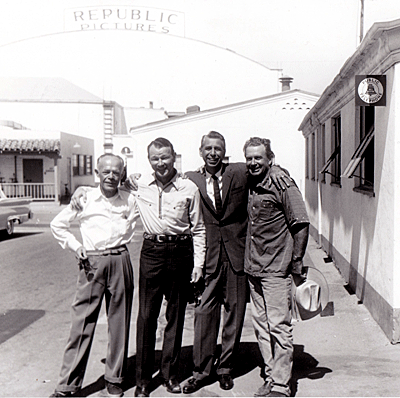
xmin=342 ymin=106 xmax=375 ymax=195
xmin=319 ymin=114 xmax=341 ymax=186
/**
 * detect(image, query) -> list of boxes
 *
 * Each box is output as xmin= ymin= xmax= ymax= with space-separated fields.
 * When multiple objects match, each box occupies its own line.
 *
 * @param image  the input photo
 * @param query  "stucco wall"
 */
xmin=308 ymin=76 xmax=396 ymax=309
xmin=59 ymin=132 xmax=95 ymax=193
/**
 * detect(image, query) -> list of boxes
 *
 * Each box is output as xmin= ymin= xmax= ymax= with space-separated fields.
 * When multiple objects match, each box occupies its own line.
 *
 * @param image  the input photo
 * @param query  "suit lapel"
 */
xmin=221 ymin=164 xmax=233 ymax=207
xmin=194 ymin=170 xmax=216 ymax=212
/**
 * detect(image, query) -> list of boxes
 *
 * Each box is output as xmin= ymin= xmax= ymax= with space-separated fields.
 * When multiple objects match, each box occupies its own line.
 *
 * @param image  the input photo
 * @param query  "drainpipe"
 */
xmin=14 ymin=155 xmax=18 ymax=182
xmin=54 ymin=157 xmax=59 ymax=204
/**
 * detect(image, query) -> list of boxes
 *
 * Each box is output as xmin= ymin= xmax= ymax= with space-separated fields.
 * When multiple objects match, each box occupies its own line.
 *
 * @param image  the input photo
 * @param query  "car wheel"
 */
xmin=6 ymin=220 xmax=14 ymax=236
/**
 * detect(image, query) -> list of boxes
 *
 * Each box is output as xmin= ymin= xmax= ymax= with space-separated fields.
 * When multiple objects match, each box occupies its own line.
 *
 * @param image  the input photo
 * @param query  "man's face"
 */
xmin=148 ymin=145 xmax=176 ymax=182
xmin=95 ymin=156 xmax=124 ymax=196
xmin=199 ymin=137 xmax=226 ymax=172
xmin=245 ymin=145 xmax=271 ymax=178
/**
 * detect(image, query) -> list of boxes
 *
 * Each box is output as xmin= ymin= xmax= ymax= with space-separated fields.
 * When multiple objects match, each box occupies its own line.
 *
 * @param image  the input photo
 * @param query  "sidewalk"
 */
xmin=19 ymin=202 xmax=400 ymax=397
xmin=147 ymin=238 xmax=400 ymax=397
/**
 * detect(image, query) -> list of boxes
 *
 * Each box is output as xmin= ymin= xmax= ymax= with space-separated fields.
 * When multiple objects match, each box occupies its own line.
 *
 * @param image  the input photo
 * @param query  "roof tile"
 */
xmin=0 ymin=138 xmax=60 ymax=153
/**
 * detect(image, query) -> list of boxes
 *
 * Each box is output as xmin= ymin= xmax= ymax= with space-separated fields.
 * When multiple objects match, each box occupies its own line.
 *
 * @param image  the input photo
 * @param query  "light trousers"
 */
xmin=248 ymin=273 xmax=293 ymax=397
xmin=56 ymin=250 xmax=133 ymax=393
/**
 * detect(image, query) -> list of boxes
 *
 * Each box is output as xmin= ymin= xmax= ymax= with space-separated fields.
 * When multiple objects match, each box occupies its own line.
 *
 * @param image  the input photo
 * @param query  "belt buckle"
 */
xmin=155 ymin=235 xmax=165 ymax=243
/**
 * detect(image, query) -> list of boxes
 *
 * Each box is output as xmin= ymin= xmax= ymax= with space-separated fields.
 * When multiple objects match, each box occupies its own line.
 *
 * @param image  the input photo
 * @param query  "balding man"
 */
xmin=49 ymin=154 xmax=139 ymax=398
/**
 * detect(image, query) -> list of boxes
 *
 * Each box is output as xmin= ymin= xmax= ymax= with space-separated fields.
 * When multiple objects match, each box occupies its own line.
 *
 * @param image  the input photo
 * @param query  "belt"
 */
xmin=86 ymin=245 xmax=128 ymax=256
xmin=143 ymin=233 xmax=192 ymax=243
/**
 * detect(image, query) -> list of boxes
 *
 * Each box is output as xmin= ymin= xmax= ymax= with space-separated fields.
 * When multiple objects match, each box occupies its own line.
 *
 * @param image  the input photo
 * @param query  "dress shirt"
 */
xmin=51 ymin=187 xmax=139 ymax=253
xmin=245 ymin=175 xmax=309 ymax=277
xmin=205 ymin=168 xmax=223 ymax=209
xmin=133 ymin=172 xmax=206 ymax=268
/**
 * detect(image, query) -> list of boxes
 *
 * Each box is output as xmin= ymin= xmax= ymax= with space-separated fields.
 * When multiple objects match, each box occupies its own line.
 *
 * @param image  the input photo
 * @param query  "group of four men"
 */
xmin=49 ymin=131 xmax=309 ymax=398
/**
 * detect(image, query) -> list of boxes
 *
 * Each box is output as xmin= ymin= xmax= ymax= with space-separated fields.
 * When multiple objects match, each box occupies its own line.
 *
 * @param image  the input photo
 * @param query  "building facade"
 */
xmin=299 ymin=19 xmax=400 ymax=343
xmin=0 ymin=121 xmax=94 ymax=202
xmin=114 ymin=87 xmax=318 ymax=194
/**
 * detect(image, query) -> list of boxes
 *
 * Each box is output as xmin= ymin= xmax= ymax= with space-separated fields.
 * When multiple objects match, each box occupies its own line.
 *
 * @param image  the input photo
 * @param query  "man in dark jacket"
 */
xmin=183 ymin=131 xmax=290 ymax=393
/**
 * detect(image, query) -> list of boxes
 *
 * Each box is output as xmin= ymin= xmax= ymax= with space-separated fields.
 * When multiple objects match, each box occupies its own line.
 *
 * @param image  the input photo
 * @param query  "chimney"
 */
xmin=186 ymin=105 xmax=200 ymax=114
xmin=279 ymin=75 xmax=293 ymax=92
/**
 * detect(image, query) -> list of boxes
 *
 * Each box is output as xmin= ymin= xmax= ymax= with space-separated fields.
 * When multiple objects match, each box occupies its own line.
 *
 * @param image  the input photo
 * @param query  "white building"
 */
xmin=299 ymin=19 xmax=400 ymax=343
xmin=114 ymin=84 xmax=318 ymax=194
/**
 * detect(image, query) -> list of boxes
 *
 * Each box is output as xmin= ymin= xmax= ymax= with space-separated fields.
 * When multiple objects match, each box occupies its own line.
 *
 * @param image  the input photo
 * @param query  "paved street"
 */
xmin=0 ymin=203 xmax=400 ymax=397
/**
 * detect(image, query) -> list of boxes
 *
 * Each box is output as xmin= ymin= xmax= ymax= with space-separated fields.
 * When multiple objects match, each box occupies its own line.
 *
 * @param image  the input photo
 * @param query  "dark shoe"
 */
xmin=49 ymin=392 xmax=73 ymax=397
xmin=254 ymin=381 xmax=272 ymax=396
xmin=164 ymin=379 xmax=182 ymax=394
xmin=182 ymin=377 xmax=204 ymax=394
xmin=266 ymin=392 xmax=288 ymax=397
xmin=219 ymin=374 xmax=234 ymax=390
xmin=106 ymin=381 xmax=124 ymax=397
xmin=134 ymin=386 xmax=150 ymax=397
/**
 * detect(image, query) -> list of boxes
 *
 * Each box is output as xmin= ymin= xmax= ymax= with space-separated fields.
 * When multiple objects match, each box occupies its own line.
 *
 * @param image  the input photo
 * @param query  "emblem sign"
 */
xmin=355 ymin=75 xmax=386 ymax=106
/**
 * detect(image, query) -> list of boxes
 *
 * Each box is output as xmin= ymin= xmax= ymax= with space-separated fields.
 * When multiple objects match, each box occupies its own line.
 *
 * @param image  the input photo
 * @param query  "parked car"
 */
xmin=0 ymin=186 xmax=32 ymax=237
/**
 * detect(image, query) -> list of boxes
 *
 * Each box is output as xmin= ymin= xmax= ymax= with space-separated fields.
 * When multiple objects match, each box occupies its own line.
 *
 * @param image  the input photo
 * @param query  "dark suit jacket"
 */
xmin=186 ymin=163 xmax=248 ymax=275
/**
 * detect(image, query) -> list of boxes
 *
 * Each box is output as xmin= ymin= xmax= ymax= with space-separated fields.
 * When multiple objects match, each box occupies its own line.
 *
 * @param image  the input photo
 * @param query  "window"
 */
xmin=79 ymin=155 xmax=85 ymax=175
xmin=86 ymin=155 xmax=93 ymax=175
xmin=72 ymin=154 xmax=79 ymax=176
xmin=311 ymin=132 xmax=316 ymax=180
xmin=320 ymin=114 xmax=341 ymax=185
xmin=342 ymin=107 xmax=374 ymax=192
xmin=73 ymin=154 xmax=93 ymax=176
xmin=318 ymin=124 xmax=326 ymax=183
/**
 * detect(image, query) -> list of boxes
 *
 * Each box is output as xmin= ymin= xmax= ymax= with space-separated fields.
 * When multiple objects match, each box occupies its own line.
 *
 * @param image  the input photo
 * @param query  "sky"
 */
xmin=0 ymin=0 xmax=400 ymax=109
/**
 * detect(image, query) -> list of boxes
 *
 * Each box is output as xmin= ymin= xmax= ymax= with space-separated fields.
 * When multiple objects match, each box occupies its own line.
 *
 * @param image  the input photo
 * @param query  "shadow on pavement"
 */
xmin=75 ymin=342 xmax=332 ymax=396
xmin=0 ymin=309 xmax=45 ymax=345
xmin=0 ymin=231 xmax=43 ymax=242
xmin=290 ymin=344 xmax=332 ymax=396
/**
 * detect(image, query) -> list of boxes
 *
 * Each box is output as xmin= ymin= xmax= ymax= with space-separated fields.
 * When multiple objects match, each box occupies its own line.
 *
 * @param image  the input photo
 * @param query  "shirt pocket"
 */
xmin=258 ymin=200 xmax=275 ymax=221
xmin=170 ymin=199 xmax=189 ymax=220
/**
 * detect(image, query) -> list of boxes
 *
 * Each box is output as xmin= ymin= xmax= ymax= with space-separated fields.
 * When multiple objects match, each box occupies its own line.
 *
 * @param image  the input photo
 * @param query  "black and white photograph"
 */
xmin=1 ymin=1 xmax=400 ymax=397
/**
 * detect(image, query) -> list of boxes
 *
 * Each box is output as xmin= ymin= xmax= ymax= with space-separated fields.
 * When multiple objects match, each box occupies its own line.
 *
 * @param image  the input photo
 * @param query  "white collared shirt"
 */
xmin=51 ymin=186 xmax=139 ymax=253
xmin=205 ymin=168 xmax=223 ymax=209
xmin=133 ymin=172 xmax=206 ymax=268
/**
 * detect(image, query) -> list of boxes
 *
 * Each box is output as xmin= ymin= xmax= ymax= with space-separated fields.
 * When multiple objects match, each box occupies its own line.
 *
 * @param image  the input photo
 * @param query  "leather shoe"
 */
xmin=266 ymin=392 xmax=287 ymax=397
xmin=134 ymin=386 xmax=149 ymax=397
xmin=182 ymin=377 xmax=203 ymax=394
xmin=219 ymin=374 xmax=234 ymax=390
xmin=164 ymin=379 xmax=182 ymax=394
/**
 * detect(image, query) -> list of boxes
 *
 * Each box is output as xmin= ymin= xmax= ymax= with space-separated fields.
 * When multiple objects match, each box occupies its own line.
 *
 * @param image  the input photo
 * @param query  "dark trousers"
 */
xmin=136 ymin=239 xmax=193 ymax=387
xmin=56 ymin=250 xmax=134 ymax=393
xmin=193 ymin=245 xmax=247 ymax=380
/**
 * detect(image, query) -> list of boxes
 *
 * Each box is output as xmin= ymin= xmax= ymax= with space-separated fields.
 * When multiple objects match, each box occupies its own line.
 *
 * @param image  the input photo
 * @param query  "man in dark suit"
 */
xmin=183 ymin=131 xmax=290 ymax=393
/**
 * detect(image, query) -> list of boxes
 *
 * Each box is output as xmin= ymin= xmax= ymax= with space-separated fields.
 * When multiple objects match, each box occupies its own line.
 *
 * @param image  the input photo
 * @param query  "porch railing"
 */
xmin=0 ymin=183 xmax=56 ymax=200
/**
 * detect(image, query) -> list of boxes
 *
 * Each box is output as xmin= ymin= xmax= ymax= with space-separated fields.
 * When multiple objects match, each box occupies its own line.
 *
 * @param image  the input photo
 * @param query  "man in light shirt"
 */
xmin=49 ymin=154 xmax=139 ymax=398
xmin=70 ymin=138 xmax=206 ymax=397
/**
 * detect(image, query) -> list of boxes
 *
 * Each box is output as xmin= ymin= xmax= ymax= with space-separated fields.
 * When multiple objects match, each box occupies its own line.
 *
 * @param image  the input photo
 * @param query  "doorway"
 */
xmin=23 ymin=159 xmax=43 ymax=183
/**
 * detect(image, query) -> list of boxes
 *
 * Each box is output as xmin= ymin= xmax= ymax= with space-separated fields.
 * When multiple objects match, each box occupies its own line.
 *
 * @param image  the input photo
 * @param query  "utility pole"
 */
xmin=359 ymin=0 xmax=365 ymax=44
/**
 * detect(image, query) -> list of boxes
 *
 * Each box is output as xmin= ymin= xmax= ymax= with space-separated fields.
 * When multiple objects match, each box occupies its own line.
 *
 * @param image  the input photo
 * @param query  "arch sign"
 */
xmin=355 ymin=75 xmax=386 ymax=106
xmin=64 ymin=6 xmax=185 ymax=37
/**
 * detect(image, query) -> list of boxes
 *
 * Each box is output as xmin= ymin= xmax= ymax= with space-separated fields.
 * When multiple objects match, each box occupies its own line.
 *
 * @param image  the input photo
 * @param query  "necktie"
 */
xmin=212 ymin=174 xmax=223 ymax=214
